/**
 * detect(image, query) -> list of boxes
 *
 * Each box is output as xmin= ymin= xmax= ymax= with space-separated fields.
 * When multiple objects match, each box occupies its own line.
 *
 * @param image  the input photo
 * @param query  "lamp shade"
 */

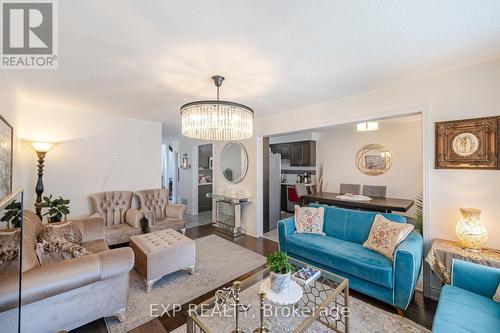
xmin=455 ymin=208 xmax=487 ymax=250
xmin=29 ymin=141 xmax=56 ymax=153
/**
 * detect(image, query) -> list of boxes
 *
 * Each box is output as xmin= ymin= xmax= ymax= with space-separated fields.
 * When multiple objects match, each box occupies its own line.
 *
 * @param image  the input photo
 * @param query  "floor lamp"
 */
xmin=29 ymin=141 xmax=56 ymax=220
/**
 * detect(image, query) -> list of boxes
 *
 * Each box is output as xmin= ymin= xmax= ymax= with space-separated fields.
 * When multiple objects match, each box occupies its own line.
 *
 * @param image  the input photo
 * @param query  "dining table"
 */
xmin=300 ymin=192 xmax=414 ymax=213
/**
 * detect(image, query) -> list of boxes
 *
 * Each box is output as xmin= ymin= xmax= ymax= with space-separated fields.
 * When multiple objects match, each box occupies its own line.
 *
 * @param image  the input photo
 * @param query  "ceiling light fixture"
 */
xmin=356 ymin=121 xmax=378 ymax=132
xmin=180 ymin=75 xmax=254 ymax=141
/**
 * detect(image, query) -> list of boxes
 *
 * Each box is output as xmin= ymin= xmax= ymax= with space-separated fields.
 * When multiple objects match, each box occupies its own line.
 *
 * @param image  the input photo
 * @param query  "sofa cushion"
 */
xmin=82 ymin=239 xmax=109 ymax=254
xmin=433 ymin=285 xmax=500 ymax=333
xmin=309 ymin=205 xmax=406 ymax=244
xmin=105 ymin=224 xmax=142 ymax=245
xmin=363 ymin=214 xmax=414 ymax=259
xmin=285 ymin=233 xmax=393 ymax=288
xmin=150 ymin=217 xmax=185 ymax=232
xmin=294 ymin=205 xmax=325 ymax=235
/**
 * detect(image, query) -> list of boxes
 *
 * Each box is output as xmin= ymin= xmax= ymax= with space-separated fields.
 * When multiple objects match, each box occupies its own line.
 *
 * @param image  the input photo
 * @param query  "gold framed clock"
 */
xmin=435 ymin=116 xmax=499 ymax=169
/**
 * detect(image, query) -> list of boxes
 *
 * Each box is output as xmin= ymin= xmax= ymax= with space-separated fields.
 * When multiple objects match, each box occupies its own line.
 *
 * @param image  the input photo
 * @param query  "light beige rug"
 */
xmin=104 ymin=235 xmax=267 ymax=333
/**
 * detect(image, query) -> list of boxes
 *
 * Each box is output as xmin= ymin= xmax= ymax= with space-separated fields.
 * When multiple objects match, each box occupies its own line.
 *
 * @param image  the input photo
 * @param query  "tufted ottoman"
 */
xmin=129 ymin=229 xmax=196 ymax=292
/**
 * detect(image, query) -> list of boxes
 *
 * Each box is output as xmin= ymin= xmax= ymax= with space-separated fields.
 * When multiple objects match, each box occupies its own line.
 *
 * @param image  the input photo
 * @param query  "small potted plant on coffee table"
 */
xmin=267 ymin=251 xmax=293 ymax=293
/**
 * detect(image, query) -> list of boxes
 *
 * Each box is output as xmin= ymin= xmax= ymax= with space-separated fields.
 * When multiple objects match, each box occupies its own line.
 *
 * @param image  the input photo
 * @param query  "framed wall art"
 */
xmin=435 ymin=115 xmax=499 ymax=169
xmin=355 ymin=144 xmax=393 ymax=176
xmin=0 ymin=115 xmax=13 ymax=200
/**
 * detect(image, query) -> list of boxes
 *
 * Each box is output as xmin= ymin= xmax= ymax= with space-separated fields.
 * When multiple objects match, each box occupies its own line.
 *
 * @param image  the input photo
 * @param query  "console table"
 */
xmin=210 ymin=193 xmax=250 ymax=237
xmin=425 ymin=238 xmax=500 ymax=284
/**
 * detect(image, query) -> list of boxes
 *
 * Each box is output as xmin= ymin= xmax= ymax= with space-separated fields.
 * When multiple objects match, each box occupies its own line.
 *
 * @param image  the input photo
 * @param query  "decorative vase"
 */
xmin=455 ymin=208 xmax=487 ymax=251
xmin=270 ymin=271 xmax=291 ymax=294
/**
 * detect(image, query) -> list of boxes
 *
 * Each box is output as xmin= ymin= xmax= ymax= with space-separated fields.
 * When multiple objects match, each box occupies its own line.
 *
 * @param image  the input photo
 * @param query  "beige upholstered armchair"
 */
xmin=0 ymin=211 xmax=134 ymax=333
xmin=89 ymin=191 xmax=144 ymax=245
xmin=135 ymin=188 xmax=187 ymax=233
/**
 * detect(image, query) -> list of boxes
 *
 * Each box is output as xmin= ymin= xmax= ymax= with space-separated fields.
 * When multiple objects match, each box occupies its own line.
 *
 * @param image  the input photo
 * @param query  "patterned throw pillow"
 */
xmin=0 ymin=229 xmax=21 ymax=264
xmin=363 ymin=214 xmax=414 ymax=260
xmin=36 ymin=221 xmax=89 ymax=265
xmin=494 ymin=283 xmax=500 ymax=303
xmin=294 ymin=205 xmax=325 ymax=235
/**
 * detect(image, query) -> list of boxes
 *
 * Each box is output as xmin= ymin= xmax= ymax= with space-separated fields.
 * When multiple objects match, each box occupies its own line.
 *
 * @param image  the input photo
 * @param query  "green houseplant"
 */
xmin=0 ymin=200 xmax=22 ymax=228
xmin=41 ymin=195 xmax=70 ymax=223
xmin=267 ymin=251 xmax=293 ymax=293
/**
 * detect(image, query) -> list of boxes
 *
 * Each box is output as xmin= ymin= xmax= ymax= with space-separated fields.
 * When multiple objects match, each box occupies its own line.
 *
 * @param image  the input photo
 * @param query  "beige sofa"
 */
xmin=0 ymin=210 xmax=134 ymax=333
xmin=89 ymin=191 xmax=144 ymax=245
xmin=136 ymin=189 xmax=187 ymax=233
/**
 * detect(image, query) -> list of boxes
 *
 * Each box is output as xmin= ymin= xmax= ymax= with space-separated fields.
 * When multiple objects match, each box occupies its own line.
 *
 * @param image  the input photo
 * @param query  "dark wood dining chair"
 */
xmin=363 ymin=185 xmax=387 ymax=198
xmin=339 ymin=183 xmax=361 ymax=195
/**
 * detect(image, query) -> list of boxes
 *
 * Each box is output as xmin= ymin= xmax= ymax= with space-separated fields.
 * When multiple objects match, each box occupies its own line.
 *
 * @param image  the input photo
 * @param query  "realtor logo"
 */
xmin=1 ymin=0 xmax=58 ymax=69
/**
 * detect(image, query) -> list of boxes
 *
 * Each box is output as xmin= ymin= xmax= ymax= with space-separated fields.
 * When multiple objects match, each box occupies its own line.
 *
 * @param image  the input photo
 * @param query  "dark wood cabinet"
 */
xmin=271 ymin=141 xmax=316 ymax=166
xmin=198 ymin=184 xmax=212 ymax=211
xmin=198 ymin=144 xmax=212 ymax=169
xmin=270 ymin=143 xmax=291 ymax=160
xmin=280 ymin=185 xmax=288 ymax=211
xmin=290 ymin=141 xmax=316 ymax=166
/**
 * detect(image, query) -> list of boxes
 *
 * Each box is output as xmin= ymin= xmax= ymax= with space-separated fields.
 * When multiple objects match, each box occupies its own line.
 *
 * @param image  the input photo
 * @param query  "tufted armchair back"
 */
xmin=135 ymin=189 xmax=169 ymax=219
xmin=89 ymin=191 xmax=134 ymax=226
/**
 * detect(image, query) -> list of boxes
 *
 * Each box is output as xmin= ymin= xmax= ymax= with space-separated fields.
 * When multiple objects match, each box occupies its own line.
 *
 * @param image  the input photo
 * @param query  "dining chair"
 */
xmin=294 ymin=183 xmax=308 ymax=206
xmin=339 ymin=183 xmax=361 ymax=195
xmin=363 ymin=185 xmax=387 ymax=198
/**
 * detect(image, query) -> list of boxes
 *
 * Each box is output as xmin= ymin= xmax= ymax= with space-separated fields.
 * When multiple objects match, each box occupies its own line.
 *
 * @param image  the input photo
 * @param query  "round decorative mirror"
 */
xmin=220 ymin=142 xmax=248 ymax=183
xmin=355 ymin=144 xmax=392 ymax=176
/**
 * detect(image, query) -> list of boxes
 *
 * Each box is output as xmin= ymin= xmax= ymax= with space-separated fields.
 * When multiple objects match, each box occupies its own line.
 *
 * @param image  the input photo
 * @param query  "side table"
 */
xmin=425 ymin=238 xmax=500 ymax=284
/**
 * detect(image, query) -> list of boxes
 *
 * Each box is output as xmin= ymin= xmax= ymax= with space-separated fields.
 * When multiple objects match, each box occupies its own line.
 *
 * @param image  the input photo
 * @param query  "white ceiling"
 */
xmin=4 ymin=1 xmax=500 ymax=135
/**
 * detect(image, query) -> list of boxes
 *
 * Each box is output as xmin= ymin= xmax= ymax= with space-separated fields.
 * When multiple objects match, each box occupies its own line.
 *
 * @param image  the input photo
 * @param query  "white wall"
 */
xmin=16 ymin=103 xmax=162 ymax=218
xmin=255 ymin=58 xmax=500 ymax=249
xmin=213 ymin=138 xmax=261 ymax=237
xmin=316 ymin=118 xmax=422 ymax=217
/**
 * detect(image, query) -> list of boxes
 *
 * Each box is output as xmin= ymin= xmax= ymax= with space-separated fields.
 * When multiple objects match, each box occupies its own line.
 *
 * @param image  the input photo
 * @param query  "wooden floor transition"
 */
xmin=72 ymin=224 xmax=437 ymax=333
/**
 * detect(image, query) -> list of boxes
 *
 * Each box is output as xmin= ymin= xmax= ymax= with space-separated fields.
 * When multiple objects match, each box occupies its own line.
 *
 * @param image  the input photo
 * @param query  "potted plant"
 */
xmin=41 ymin=195 xmax=70 ymax=223
xmin=267 ymin=251 xmax=293 ymax=293
xmin=0 ymin=200 xmax=22 ymax=229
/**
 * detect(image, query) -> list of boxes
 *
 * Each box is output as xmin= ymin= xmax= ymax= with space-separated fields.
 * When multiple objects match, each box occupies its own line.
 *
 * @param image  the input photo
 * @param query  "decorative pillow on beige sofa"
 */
xmin=36 ymin=221 xmax=89 ymax=265
xmin=294 ymin=205 xmax=325 ymax=235
xmin=0 ymin=229 xmax=21 ymax=264
xmin=363 ymin=214 xmax=414 ymax=260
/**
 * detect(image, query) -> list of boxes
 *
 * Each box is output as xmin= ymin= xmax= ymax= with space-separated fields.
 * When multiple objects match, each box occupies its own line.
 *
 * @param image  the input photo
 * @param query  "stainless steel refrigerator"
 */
xmin=269 ymin=152 xmax=281 ymax=230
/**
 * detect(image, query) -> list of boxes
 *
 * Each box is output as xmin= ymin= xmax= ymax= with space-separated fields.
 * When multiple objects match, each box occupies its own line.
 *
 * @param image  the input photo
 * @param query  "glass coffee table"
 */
xmin=187 ymin=258 xmax=349 ymax=333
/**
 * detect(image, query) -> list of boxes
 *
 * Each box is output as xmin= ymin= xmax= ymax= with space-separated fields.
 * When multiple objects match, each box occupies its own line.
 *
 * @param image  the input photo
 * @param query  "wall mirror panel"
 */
xmin=220 ymin=142 xmax=248 ymax=184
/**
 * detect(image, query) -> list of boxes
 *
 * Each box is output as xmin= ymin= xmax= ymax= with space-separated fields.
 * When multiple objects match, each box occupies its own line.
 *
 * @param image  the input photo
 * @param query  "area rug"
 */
xmin=104 ymin=235 xmax=267 ymax=333
xmin=171 ymin=281 xmax=429 ymax=333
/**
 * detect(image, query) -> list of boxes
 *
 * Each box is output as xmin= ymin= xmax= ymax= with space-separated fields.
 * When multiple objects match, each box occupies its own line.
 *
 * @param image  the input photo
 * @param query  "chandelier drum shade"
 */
xmin=180 ymin=76 xmax=254 ymax=141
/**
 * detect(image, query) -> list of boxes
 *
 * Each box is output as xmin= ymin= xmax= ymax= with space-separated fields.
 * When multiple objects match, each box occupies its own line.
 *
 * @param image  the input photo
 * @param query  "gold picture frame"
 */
xmin=355 ymin=144 xmax=392 ymax=176
xmin=435 ymin=116 xmax=499 ymax=169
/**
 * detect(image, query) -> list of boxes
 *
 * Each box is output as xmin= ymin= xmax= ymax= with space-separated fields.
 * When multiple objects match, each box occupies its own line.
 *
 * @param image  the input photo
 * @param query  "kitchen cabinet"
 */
xmin=291 ymin=141 xmax=316 ymax=166
xmin=270 ymin=143 xmax=291 ymax=159
xmin=280 ymin=185 xmax=288 ymax=211
xmin=198 ymin=184 xmax=212 ymax=211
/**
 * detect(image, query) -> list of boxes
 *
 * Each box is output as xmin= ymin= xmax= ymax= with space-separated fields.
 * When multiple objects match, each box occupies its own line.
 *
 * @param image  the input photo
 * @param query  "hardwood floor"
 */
xmin=72 ymin=224 xmax=437 ymax=333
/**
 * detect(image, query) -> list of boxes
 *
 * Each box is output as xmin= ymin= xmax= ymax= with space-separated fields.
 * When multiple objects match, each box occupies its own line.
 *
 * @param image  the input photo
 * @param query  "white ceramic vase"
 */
xmin=270 ymin=271 xmax=291 ymax=293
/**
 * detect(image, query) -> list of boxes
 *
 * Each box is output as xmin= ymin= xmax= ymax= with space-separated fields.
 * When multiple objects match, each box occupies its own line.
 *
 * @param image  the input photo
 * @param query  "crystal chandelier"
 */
xmin=180 ymin=75 xmax=254 ymax=141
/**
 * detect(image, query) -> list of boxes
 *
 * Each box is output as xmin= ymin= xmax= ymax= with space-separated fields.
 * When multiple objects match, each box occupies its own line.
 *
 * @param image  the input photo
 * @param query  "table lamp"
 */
xmin=455 ymin=208 xmax=487 ymax=252
xmin=29 ymin=141 xmax=57 ymax=219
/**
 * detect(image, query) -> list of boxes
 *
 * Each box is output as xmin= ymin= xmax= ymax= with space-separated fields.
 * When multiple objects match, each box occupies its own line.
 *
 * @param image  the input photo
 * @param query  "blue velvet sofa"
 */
xmin=278 ymin=205 xmax=423 ymax=311
xmin=432 ymin=259 xmax=500 ymax=333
